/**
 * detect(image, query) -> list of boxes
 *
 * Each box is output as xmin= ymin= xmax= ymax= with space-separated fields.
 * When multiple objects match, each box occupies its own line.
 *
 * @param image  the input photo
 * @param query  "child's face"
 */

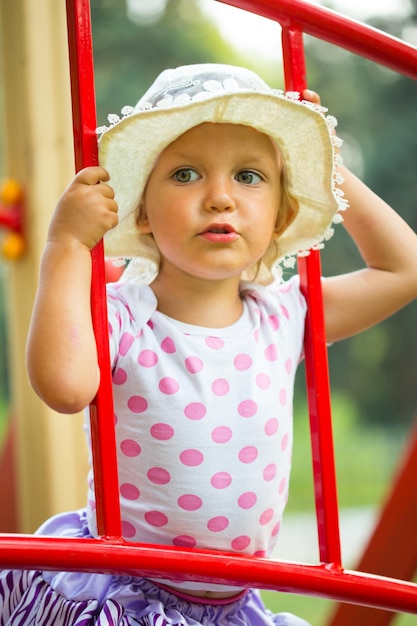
xmin=139 ymin=122 xmax=284 ymax=283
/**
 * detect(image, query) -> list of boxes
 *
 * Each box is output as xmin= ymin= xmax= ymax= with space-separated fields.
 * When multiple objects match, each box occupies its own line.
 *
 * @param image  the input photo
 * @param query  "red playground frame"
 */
xmin=1 ymin=0 xmax=417 ymax=620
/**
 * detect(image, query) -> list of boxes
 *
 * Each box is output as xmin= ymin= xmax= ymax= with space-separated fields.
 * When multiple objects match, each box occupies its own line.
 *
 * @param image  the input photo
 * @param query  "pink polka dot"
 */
xmin=205 ymin=337 xmax=224 ymax=350
xmin=238 ymin=399 xmax=258 ymax=417
xmin=159 ymin=377 xmax=180 ymax=394
xmin=280 ymin=304 xmax=290 ymax=319
xmin=233 ymin=354 xmax=252 ymax=371
xmin=265 ymin=418 xmax=279 ymax=436
xmin=211 ymin=426 xmax=233 ymax=443
xmin=264 ymin=344 xmax=278 ymax=361
xmin=121 ymin=520 xmax=136 ymax=538
xmin=150 ymin=423 xmax=174 ymax=440
xmin=113 ymin=367 xmax=127 ymax=385
xmin=285 ymin=358 xmax=292 ymax=374
xmin=263 ymin=463 xmax=277 ymax=481
xmin=147 ymin=320 xmax=154 ymax=329
xmin=272 ymin=521 xmax=281 ymax=537
xmin=211 ymin=472 xmax=232 ymax=489
xmin=138 ymin=349 xmax=158 ymax=367
xmin=238 ymin=492 xmax=257 ymax=509
xmin=120 ymin=483 xmax=140 ymax=500
xmin=119 ymin=332 xmax=134 ymax=356
xmin=256 ymin=373 xmax=271 ymax=389
xmin=147 ymin=467 xmax=171 ymax=485
xmin=268 ymin=315 xmax=280 ymax=331
xmin=239 ymin=446 xmax=258 ymax=463
xmin=185 ymin=356 xmax=204 ymax=373
xmin=120 ymin=439 xmax=141 ymax=457
xmin=279 ymin=477 xmax=287 ymax=495
xmin=281 ymin=433 xmax=289 ymax=450
xmin=260 ymin=508 xmax=274 ymax=525
xmin=212 ymin=379 xmax=230 ymax=396
xmin=231 ymin=536 xmax=251 ymax=551
xmin=145 ymin=511 xmax=168 ymax=527
xmin=178 ymin=494 xmax=203 ymax=511
xmin=184 ymin=402 xmax=206 ymax=420
xmin=254 ymin=550 xmax=267 ymax=557
xmin=207 ymin=516 xmax=229 ymax=532
xmin=127 ymin=395 xmax=148 ymax=413
xmin=161 ymin=337 xmax=176 ymax=353
xmin=180 ymin=449 xmax=204 ymax=466
xmin=173 ymin=535 xmax=197 ymax=548
xmin=279 ymin=388 xmax=287 ymax=406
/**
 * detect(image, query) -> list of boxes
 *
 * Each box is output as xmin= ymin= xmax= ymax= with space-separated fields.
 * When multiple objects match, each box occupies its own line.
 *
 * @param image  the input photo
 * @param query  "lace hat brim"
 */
xmin=98 ymin=65 xmax=344 ymax=282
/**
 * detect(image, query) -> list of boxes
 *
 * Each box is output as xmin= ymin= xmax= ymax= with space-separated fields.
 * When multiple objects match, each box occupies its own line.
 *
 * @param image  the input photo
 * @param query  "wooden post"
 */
xmin=0 ymin=0 xmax=88 ymax=532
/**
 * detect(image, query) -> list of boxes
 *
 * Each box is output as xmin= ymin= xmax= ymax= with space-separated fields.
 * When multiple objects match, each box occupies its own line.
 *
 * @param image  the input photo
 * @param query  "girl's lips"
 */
xmin=199 ymin=224 xmax=239 ymax=243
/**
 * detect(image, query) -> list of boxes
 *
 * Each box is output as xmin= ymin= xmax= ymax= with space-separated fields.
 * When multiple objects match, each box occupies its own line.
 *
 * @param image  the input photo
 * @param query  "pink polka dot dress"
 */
xmin=85 ymin=276 xmax=306 ymax=591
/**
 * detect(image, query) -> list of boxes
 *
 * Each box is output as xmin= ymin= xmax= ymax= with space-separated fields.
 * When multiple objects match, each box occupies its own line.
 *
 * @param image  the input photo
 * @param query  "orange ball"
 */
xmin=2 ymin=232 xmax=25 ymax=260
xmin=0 ymin=179 xmax=23 ymax=205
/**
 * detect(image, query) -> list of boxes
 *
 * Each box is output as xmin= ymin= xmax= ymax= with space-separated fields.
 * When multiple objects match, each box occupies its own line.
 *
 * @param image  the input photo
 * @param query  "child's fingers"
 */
xmin=302 ymin=89 xmax=321 ymax=105
xmin=74 ymin=165 xmax=110 ymax=186
xmin=73 ymin=166 xmax=115 ymax=202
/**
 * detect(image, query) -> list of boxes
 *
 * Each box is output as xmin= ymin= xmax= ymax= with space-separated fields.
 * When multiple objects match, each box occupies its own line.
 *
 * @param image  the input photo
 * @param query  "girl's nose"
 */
xmin=203 ymin=178 xmax=235 ymax=212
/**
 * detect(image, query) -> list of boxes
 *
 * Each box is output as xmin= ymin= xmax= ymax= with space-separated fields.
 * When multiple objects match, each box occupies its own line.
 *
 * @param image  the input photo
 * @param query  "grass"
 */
xmin=288 ymin=390 xmax=405 ymax=513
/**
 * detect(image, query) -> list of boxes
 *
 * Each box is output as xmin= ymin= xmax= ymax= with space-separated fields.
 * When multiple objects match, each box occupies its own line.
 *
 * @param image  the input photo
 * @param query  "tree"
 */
xmin=302 ymin=3 xmax=417 ymax=427
xmin=91 ymin=0 xmax=244 ymax=123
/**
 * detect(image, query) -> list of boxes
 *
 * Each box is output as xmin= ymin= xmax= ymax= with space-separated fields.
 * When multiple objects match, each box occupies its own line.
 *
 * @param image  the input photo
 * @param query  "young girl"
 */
xmin=2 ymin=63 xmax=417 ymax=626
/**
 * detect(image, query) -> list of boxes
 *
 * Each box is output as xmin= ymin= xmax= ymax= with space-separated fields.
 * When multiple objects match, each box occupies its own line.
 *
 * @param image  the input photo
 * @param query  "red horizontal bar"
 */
xmin=216 ymin=0 xmax=417 ymax=80
xmin=0 ymin=535 xmax=416 ymax=614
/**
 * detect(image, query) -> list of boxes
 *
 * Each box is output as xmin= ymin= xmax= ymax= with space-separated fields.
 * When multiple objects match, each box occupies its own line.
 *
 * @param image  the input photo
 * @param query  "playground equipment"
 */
xmin=0 ymin=0 xmax=417 ymax=622
xmin=0 ymin=180 xmax=25 ymax=260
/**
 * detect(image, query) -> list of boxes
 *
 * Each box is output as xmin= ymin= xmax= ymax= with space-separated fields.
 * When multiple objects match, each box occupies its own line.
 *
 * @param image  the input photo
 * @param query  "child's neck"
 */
xmin=150 ymin=273 xmax=243 ymax=328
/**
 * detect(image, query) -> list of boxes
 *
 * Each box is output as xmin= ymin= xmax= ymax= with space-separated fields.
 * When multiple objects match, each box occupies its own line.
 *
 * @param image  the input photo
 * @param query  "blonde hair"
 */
xmin=243 ymin=165 xmax=299 ymax=284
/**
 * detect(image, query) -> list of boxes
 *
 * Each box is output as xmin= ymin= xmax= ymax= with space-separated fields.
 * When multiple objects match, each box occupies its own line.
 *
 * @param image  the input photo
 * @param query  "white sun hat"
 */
xmin=97 ymin=63 xmax=346 ymax=284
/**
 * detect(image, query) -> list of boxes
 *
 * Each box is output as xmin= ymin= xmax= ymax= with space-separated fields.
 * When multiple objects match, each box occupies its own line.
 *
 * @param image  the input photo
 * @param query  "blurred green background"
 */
xmin=1 ymin=0 xmax=417 ymax=623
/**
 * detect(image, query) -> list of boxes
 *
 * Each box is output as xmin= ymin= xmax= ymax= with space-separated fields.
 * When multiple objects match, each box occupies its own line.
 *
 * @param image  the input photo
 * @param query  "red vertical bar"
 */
xmin=281 ymin=24 xmax=342 ymax=567
xmin=65 ymin=0 xmax=121 ymax=538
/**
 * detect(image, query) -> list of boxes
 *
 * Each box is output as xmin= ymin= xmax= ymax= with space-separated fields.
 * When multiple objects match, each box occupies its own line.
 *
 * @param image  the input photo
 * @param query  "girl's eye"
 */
xmin=236 ymin=170 xmax=263 ymax=185
xmin=174 ymin=168 xmax=199 ymax=183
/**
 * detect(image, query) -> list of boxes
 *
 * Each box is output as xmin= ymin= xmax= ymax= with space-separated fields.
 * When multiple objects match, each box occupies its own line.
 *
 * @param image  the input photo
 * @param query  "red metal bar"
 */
xmin=0 ymin=535 xmax=416 ymax=614
xmin=298 ymin=253 xmax=341 ymax=566
xmin=65 ymin=0 xmax=121 ymax=538
xmin=281 ymin=24 xmax=342 ymax=568
xmin=216 ymin=0 xmax=417 ymax=80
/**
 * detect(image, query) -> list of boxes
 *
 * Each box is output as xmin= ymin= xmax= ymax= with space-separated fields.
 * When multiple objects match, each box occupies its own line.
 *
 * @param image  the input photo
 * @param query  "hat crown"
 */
xmin=135 ymin=64 xmax=275 ymax=112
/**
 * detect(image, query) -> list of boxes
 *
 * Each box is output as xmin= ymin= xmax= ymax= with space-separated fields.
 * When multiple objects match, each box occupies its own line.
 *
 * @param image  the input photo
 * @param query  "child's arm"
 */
xmin=26 ymin=166 xmax=118 ymax=414
xmin=322 ymin=165 xmax=417 ymax=343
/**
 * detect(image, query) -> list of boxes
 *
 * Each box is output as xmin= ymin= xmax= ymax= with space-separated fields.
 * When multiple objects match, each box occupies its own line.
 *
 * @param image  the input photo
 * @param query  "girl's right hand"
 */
xmin=48 ymin=166 xmax=118 ymax=251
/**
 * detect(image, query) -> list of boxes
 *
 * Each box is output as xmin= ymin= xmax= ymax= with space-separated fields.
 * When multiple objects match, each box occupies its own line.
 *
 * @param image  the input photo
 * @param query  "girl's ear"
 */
xmin=137 ymin=200 xmax=152 ymax=234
